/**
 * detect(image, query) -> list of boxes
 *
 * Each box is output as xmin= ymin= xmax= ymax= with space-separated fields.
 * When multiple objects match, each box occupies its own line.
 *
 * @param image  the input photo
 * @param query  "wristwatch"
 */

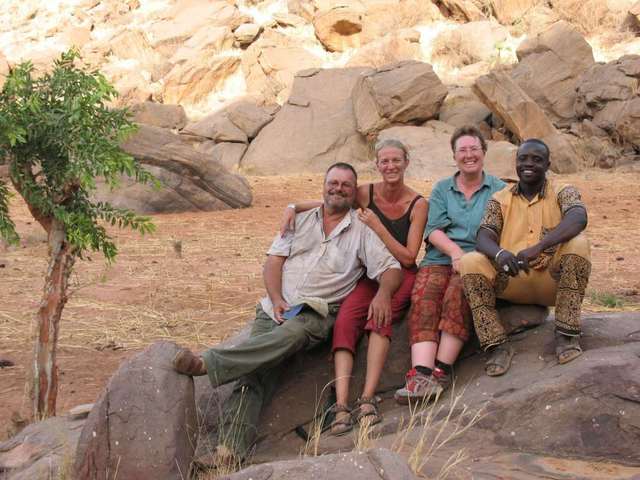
xmin=287 ymin=203 xmax=296 ymax=210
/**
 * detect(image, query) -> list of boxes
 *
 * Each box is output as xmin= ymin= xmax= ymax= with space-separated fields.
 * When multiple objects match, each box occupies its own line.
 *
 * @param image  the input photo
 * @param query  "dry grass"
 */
xmin=552 ymin=0 xmax=631 ymax=36
xmin=393 ymin=383 xmax=486 ymax=478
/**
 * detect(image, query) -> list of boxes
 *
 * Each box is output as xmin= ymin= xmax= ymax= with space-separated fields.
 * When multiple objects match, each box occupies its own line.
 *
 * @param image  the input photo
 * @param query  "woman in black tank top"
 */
xmin=280 ymin=139 xmax=428 ymax=434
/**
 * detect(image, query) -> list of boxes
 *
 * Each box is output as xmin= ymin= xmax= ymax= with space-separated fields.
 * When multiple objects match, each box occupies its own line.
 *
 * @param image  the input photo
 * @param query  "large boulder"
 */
xmin=438 ymin=86 xmax=491 ymax=128
xmin=346 ymin=32 xmax=422 ymax=68
xmin=437 ymin=0 xmax=486 ymax=21
xmin=74 ymin=342 xmax=197 ymax=480
xmin=511 ymin=21 xmax=595 ymax=127
xmin=489 ymin=0 xmax=543 ymax=24
xmin=168 ymin=26 xmax=235 ymax=66
xmin=96 ymin=125 xmax=253 ymax=213
xmin=132 ymin=102 xmax=188 ymax=130
xmin=240 ymin=67 xmax=372 ymax=175
xmin=474 ymin=71 xmax=579 ymax=173
xmin=377 ymin=122 xmax=518 ymax=180
xmin=352 ymin=61 xmax=448 ymax=137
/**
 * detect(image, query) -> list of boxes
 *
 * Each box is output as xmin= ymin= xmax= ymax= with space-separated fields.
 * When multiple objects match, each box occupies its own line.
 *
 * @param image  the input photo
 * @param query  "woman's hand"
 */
xmin=358 ymin=207 xmax=384 ymax=233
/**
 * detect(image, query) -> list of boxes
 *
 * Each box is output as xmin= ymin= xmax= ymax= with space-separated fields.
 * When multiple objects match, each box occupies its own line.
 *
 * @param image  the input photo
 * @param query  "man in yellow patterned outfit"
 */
xmin=459 ymin=138 xmax=591 ymax=376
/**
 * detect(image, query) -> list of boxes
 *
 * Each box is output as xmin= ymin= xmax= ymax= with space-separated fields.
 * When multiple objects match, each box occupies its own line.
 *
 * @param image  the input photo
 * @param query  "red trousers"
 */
xmin=332 ymin=267 xmax=417 ymax=354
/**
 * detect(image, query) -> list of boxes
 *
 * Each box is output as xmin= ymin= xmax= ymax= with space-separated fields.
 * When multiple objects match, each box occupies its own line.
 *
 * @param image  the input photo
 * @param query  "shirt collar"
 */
xmin=315 ymin=206 xmax=354 ymax=240
xmin=450 ymin=172 xmax=490 ymax=192
xmin=511 ymin=179 xmax=548 ymax=198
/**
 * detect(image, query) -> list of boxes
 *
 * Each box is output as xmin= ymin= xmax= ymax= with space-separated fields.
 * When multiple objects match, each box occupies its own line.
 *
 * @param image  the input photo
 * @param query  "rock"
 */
xmin=241 ymin=30 xmax=323 ymax=103
xmin=377 ymin=123 xmax=518 ymax=180
xmin=96 ymin=125 xmax=252 ymax=213
xmin=132 ymin=102 xmax=188 ymax=130
xmin=225 ymin=99 xmax=278 ymax=139
xmin=222 ymin=448 xmax=417 ymax=480
xmin=352 ymin=61 xmax=448 ymax=137
xmin=474 ymin=71 xmax=579 ymax=173
xmin=433 ymin=21 xmax=511 ymax=66
xmin=511 ymin=21 xmax=595 ymax=127
xmin=0 ymin=52 xmax=8 ymax=89
xmin=169 ymin=26 xmax=235 ymax=65
xmin=67 ymin=404 xmax=94 ymax=420
xmin=313 ymin=3 xmax=364 ymax=52
xmin=437 ymin=0 xmax=486 ymax=21
xmin=631 ymin=0 xmax=640 ymax=24
xmin=241 ymin=67 xmax=372 ymax=175
xmin=234 ymin=23 xmax=262 ymax=47
xmin=205 ymin=142 xmax=248 ymax=172
xmin=163 ymin=55 xmax=240 ymax=106
xmin=616 ymin=96 xmax=640 ymax=148
xmin=149 ymin=0 xmax=242 ymax=57
xmin=312 ymin=0 xmax=441 ymax=52
xmin=74 ymin=342 xmax=197 ymax=480
xmin=272 ymin=12 xmax=307 ymax=27
xmin=346 ymin=34 xmax=421 ymax=68
xmin=183 ymin=112 xmax=248 ymax=143
xmin=109 ymin=29 xmax=163 ymax=67
xmin=438 ymin=87 xmax=491 ymax=128
xmin=489 ymin=0 xmax=542 ymax=25
xmin=0 ymin=416 xmax=85 ymax=480
xmin=575 ymin=62 xmax=639 ymax=119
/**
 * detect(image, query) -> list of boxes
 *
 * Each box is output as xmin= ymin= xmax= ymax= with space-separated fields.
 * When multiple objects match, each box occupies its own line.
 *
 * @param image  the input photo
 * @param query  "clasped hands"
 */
xmin=496 ymin=244 xmax=544 ymax=277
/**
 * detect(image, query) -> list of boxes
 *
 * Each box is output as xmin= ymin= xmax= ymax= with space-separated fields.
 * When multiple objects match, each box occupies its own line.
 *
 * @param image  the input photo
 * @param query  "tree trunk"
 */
xmin=32 ymin=218 xmax=75 ymax=419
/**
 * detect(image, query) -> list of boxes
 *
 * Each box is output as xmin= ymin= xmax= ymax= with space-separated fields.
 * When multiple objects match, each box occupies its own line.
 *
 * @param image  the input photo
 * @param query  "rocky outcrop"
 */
xmin=433 ymin=21 xmax=511 ymax=66
xmin=131 ymin=102 xmax=188 ymax=130
xmin=474 ymin=71 xmax=579 ymax=173
xmin=74 ymin=342 xmax=197 ymax=480
xmin=352 ymin=61 xmax=448 ymax=137
xmin=96 ymin=125 xmax=253 ymax=213
xmin=0 ymin=416 xmax=85 ymax=480
xmin=575 ymin=55 xmax=640 ymax=152
xmin=511 ymin=21 xmax=595 ymax=127
xmin=438 ymin=87 xmax=491 ymax=129
xmin=346 ymin=32 xmax=422 ymax=68
xmin=489 ymin=0 xmax=541 ymax=25
xmin=437 ymin=0 xmax=486 ymax=21
xmin=241 ymin=67 xmax=372 ymax=175
xmin=241 ymin=30 xmax=323 ymax=104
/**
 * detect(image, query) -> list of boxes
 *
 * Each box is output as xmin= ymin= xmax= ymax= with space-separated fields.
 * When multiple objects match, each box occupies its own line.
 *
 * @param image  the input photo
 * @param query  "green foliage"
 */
xmin=0 ymin=49 xmax=156 ymax=261
xmin=589 ymin=290 xmax=624 ymax=309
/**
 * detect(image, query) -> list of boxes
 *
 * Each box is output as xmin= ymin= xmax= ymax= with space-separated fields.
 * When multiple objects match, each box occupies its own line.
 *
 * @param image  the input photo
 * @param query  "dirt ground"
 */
xmin=1 ymin=170 xmax=639 ymax=438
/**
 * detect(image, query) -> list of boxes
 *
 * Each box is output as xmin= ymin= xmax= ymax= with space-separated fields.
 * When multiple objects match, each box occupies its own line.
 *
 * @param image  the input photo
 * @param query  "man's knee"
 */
xmin=558 ymin=233 xmax=590 ymax=260
xmin=459 ymin=251 xmax=493 ymax=277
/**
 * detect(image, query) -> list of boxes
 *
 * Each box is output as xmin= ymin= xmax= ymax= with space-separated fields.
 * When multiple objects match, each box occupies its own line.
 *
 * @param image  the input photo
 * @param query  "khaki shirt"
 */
xmin=260 ymin=207 xmax=401 ymax=320
xmin=480 ymin=179 xmax=586 ymax=270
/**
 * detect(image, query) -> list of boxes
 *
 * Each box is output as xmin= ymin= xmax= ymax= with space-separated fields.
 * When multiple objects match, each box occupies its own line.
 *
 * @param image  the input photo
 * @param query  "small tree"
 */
xmin=0 ymin=50 xmax=156 ymax=419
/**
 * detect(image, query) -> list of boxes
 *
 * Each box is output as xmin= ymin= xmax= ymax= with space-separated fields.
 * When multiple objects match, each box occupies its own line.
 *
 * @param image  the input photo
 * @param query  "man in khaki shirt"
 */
xmin=460 ymin=139 xmax=590 ymax=377
xmin=173 ymin=162 xmax=402 ymax=462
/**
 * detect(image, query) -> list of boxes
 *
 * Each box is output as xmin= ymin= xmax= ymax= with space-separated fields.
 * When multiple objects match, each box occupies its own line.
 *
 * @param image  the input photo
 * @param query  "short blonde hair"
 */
xmin=374 ymin=139 xmax=409 ymax=161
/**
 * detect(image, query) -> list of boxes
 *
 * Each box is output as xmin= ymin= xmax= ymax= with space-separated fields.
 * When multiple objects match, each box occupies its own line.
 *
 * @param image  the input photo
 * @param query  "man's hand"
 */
xmin=272 ymin=298 xmax=291 ymax=324
xmin=496 ymin=249 xmax=521 ymax=277
xmin=516 ymin=244 xmax=544 ymax=273
xmin=358 ymin=208 xmax=384 ymax=234
xmin=279 ymin=205 xmax=296 ymax=236
xmin=368 ymin=290 xmax=392 ymax=328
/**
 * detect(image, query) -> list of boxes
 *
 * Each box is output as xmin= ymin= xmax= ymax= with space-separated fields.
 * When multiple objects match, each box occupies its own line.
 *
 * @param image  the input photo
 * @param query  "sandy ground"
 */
xmin=1 ymin=170 xmax=639 ymax=438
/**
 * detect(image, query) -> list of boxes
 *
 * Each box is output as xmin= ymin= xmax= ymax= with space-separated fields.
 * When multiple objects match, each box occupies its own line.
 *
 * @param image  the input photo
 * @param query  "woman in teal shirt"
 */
xmin=395 ymin=125 xmax=506 ymax=404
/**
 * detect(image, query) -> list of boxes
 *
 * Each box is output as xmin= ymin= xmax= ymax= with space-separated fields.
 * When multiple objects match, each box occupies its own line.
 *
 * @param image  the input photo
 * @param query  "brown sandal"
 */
xmin=556 ymin=332 xmax=583 ymax=365
xmin=329 ymin=404 xmax=353 ymax=436
xmin=173 ymin=348 xmax=207 ymax=376
xmin=485 ymin=343 xmax=514 ymax=377
xmin=353 ymin=396 xmax=382 ymax=426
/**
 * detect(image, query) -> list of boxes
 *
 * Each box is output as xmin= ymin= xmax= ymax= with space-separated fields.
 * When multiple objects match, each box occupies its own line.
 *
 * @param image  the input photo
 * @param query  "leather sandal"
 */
xmin=353 ymin=396 xmax=382 ymax=426
xmin=173 ymin=348 xmax=207 ymax=376
xmin=556 ymin=332 xmax=583 ymax=365
xmin=485 ymin=343 xmax=514 ymax=377
xmin=329 ymin=403 xmax=353 ymax=436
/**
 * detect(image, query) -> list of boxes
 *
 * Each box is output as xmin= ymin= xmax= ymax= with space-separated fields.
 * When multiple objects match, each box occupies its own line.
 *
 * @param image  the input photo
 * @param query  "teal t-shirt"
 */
xmin=419 ymin=173 xmax=506 ymax=267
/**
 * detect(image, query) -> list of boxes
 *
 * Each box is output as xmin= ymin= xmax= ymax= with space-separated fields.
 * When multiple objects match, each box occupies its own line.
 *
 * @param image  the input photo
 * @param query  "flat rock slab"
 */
xmin=74 ymin=341 xmax=197 ymax=480
xmin=220 ymin=447 xmax=417 ymax=480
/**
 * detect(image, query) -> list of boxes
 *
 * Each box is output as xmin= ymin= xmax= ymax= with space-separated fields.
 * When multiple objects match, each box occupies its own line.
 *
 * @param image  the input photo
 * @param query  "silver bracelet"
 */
xmin=286 ymin=203 xmax=296 ymax=211
xmin=494 ymin=248 xmax=506 ymax=262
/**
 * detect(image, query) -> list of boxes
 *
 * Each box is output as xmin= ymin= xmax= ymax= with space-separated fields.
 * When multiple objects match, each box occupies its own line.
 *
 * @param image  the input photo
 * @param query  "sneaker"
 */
xmin=432 ymin=366 xmax=452 ymax=392
xmin=394 ymin=368 xmax=443 ymax=405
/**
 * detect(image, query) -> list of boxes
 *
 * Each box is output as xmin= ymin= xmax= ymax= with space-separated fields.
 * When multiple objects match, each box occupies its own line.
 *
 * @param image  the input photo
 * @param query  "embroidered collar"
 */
xmin=511 ymin=179 xmax=548 ymax=198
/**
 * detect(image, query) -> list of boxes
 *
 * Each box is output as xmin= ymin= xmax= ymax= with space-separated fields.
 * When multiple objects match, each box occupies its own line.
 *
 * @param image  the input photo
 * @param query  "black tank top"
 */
xmin=368 ymin=184 xmax=422 ymax=247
